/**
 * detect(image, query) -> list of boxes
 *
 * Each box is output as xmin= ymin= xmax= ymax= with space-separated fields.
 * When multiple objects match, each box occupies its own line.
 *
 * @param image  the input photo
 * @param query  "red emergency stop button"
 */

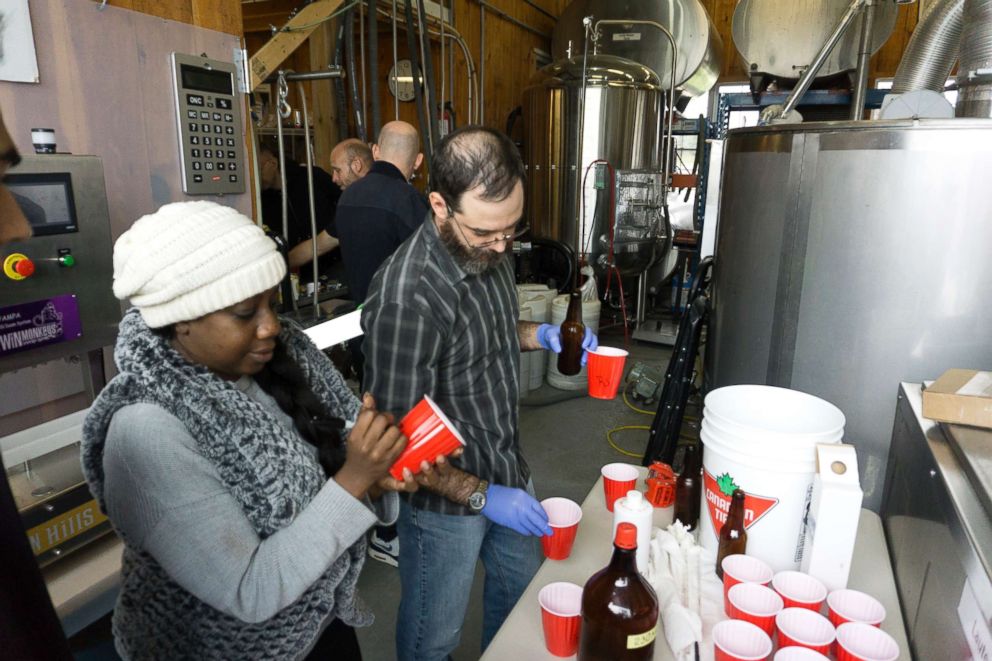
xmin=3 ymin=253 xmax=35 ymax=281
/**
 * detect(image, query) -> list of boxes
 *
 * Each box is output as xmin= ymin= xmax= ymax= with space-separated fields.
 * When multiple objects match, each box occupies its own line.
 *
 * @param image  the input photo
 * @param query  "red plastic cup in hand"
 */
xmin=827 ymin=589 xmax=886 ymax=628
xmin=722 ymin=554 xmax=774 ymax=608
xmin=775 ymin=608 xmax=836 ymax=655
xmin=389 ymin=395 xmax=466 ymax=480
xmin=728 ymin=582 xmax=784 ymax=636
xmin=538 ymin=582 xmax=583 ymax=657
xmin=772 ymin=571 xmax=828 ymax=611
xmin=540 ymin=497 xmax=583 ymax=560
xmin=773 ymin=648 xmax=830 ymax=661
xmin=713 ymin=620 xmax=773 ymax=661
xmin=586 ymin=347 xmax=629 ymax=399
xmin=601 ymin=463 xmax=638 ymax=512
xmin=835 ymin=622 xmax=900 ymax=661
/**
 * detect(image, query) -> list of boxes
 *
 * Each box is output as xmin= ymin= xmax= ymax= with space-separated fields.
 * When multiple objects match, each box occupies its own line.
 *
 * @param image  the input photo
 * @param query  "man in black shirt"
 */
xmin=257 ymin=145 xmax=343 ymax=279
xmin=334 ymin=121 xmax=428 ymax=303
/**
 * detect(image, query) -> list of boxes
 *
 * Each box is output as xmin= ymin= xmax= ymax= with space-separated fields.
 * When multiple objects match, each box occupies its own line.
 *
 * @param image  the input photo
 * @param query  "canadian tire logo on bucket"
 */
xmin=704 ymin=469 xmax=779 ymax=534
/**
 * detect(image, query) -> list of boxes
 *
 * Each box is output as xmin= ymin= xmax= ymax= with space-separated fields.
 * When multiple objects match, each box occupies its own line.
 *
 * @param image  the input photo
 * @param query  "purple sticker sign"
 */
xmin=0 ymin=294 xmax=83 ymax=357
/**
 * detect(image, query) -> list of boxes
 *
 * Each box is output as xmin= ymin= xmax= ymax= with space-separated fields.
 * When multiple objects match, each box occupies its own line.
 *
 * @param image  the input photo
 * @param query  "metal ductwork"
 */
xmin=891 ymin=0 xmax=964 ymax=94
xmin=957 ymin=0 xmax=992 ymax=116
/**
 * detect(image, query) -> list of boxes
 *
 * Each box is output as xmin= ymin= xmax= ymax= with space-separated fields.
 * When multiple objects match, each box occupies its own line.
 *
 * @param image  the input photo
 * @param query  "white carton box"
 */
xmin=800 ymin=444 xmax=863 ymax=591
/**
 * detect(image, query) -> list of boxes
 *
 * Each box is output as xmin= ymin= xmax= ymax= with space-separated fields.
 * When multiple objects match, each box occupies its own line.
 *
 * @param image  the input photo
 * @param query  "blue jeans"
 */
xmin=395 ymin=499 xmax=542 ymax=661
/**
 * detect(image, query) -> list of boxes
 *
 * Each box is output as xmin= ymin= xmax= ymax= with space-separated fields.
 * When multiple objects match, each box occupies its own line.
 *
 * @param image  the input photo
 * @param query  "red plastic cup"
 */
xmin=389 ymin=395 xmax=466 ymax=480
xmin=601 ymin=463 xmax=638 ymax=512
xmin=728 ymin=583 xmax=784 ymax=636
xmin=586 ymin=347 xmax=629 ymax=399
xmin=827 ymin=589 xmax=886 ymax=628
xmin=713 ymin=620 xmax=773 ymax=661
xmin=541 ymin=497 xmax=583 ymax=560
xmin=722 ymin=554 xmax=774 ymax=606
xmin=772 ymin=571 xmax=827 ymax=611
xmin=773 ymin=648 xmax=830 ymax=661
xmin=835 ymin=622 xmax=900 ymax=661
xmin=538 ymin=582 xmax=583 ymax=657
xmin=775 ymin=608 xmax=835 ymax=655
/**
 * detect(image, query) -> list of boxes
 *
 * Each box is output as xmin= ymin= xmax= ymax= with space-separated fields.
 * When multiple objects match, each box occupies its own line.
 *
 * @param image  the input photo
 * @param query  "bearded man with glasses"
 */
xmin=361 ymin=126 xmax=597 ymax=661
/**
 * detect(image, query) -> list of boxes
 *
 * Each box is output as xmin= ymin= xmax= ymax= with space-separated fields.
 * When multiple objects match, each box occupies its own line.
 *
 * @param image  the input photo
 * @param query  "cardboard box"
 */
xmin=922 ymin=369 xmax=992 ymax=430
xmin=801 ymin=444 xmax=863 ymax=592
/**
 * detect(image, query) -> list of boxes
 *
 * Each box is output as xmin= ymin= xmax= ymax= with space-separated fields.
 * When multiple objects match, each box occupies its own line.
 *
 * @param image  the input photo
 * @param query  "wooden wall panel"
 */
xmin=100 ymin=0 xmax=243 ymax=35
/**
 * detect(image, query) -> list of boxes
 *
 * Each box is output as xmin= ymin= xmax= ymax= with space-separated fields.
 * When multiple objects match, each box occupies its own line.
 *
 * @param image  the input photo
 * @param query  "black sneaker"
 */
xmin=368 ymin=528 xmax=399 ymax=567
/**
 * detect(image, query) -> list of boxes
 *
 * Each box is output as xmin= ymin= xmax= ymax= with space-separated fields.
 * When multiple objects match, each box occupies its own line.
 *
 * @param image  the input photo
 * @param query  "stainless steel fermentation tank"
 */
xmin=706 ymin=119 xmax=992 ymax=511
xmin=732 ymin=0 xmax=898 ymax=87
xmin=523 ymin=56 xmax=667 ymax=275
xmin=552 ymin=0 xmax=723 ymax=97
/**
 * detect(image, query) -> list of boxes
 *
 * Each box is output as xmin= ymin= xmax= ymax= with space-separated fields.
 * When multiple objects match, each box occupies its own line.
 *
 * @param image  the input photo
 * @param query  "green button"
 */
xmin=59 ymin=254 xmax=75 ymax=267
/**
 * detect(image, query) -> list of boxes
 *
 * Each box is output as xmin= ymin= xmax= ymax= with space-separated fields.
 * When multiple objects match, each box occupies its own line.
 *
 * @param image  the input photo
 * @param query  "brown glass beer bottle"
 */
xmin=578 ymin=523 xmax=659 ymax=660
xmin=673 ymin=443 xmax=702 ymax=531
xmin=557 ymin=291 xmax=585 ymax=376
xmin=715 ymin=488 xmax=748 ymax=579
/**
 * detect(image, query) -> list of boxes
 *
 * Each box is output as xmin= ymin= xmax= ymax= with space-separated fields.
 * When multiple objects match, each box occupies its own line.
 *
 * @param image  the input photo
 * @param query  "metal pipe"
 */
xmin=575 ymin=17 xmax=593 ymax=278
xmin=297 ymin=81 xmax=321 ymax=316
xmin=368 ymin=0 xmax=382 ymax=138
xmin=593 ymin=19 xmax=678 ymax=199
xmin=334 ymin=21 xmax=350 ymax=140
xmin=392 ymin=0 xmax=399 ymax=119
xmin=891 ymin=0 xmax=964 ymax=94
xmin=440 ymin=0 xmax=446 ymax=133
xmin=850 ymin=0 xmax=877 ymax=120
xmin=404 ymin=0 xmax=432 ymax=162
xmin=345 ymin=8 xmax=368 ymax=140
xmin=265 ymin=68 xmax=344 ymax=83
xmin=417 ymin=0 xmax=440 ymax=150
xmin=780 ymin=0 xmax=867 ymax=117
xmin=955 ymin=0 xmax=992 ymax=117
xmin=480 ymin=5 xmax=486 ymax=124
xmin=359 ymin=0 xmax=367 ymax=132
xmin=275 ymin=72 xmax=297 ymax=313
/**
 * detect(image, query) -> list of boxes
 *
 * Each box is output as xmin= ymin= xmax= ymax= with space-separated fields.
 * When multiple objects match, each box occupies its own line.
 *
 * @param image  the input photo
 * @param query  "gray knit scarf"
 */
xmin=82 ymin=309 xmax=368 ymax=660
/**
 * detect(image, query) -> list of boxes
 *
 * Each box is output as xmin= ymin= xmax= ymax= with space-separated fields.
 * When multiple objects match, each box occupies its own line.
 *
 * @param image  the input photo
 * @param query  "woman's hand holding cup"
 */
xmin=335 ymin=393 xmax=408 ymax=499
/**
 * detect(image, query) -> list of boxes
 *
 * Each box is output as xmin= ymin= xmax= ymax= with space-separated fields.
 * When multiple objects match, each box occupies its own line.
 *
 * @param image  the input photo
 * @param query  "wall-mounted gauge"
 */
xmin=388 ymin=59 xmax=420 ymax=102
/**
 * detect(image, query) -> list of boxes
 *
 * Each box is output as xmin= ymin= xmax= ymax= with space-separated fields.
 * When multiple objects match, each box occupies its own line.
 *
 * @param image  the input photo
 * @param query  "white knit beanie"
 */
xmin=113 ymin=201 xmax=287 ymax=328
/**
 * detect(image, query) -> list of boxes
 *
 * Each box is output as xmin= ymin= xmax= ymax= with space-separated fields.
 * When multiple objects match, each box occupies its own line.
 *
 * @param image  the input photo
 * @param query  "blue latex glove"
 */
xmin=481 ymin=484 xmax=552 ymax=537
xmin=536 ymin=323 xmax=600 ymax=366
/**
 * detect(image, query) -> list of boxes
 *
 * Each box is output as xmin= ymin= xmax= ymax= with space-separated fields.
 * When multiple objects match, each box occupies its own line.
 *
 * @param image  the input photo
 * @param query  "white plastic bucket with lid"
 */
xmin=699 ymin=385 xmax=845 ymax=572
xmin=546 ymin=295 xmax=601 ymax=390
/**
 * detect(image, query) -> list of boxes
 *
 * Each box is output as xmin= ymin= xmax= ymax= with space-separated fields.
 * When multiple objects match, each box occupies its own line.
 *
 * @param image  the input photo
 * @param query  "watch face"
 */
xmin=468 ymin=492 xmax=486 ymax=511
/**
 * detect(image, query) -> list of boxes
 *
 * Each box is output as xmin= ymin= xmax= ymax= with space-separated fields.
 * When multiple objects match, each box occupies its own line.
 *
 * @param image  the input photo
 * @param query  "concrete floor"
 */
xmin=354 ymin=337 xmax=671 ymax=661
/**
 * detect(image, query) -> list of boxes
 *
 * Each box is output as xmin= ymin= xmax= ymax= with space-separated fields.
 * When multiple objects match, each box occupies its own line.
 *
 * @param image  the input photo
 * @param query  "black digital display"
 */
xmin=5 ymin=173 xmax=79 ymax=236
xmin=181 ymin=64 xmax=233 ymax=96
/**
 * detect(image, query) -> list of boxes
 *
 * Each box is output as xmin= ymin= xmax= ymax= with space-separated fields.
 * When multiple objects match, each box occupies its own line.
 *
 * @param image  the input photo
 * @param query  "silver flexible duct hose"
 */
xmin=891 ymin=0 xmax=964 ymax=93
xmin=957 ymin=0 xmax=992 ymax=116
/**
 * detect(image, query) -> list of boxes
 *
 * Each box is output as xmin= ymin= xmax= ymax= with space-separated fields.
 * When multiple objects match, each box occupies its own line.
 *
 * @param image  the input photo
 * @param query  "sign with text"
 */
xmin=0 ymin=294 xmax=83 ymax=357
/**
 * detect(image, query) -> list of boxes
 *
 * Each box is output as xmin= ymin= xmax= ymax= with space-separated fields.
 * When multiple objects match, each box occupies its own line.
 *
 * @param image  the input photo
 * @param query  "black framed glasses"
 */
xmin=447 ymin=208 xmax=529 ymax=248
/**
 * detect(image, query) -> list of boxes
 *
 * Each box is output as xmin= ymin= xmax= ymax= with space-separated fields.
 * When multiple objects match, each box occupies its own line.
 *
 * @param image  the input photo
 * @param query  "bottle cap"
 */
xmin=614 ymin=522 xmax=637 ymax=549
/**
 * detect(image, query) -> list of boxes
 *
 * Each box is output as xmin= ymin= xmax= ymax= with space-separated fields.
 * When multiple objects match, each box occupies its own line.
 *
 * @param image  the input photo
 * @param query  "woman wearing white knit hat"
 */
xmin=81 ymin=201 xmax=428 ymax=660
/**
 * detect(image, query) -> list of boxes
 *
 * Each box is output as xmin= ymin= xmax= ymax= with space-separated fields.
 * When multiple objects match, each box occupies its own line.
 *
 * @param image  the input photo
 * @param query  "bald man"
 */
xmin=335 ymin=121 xmax=427 ymax=303
xmin=285 ymin=139 xmax=372 ymax=270
xmin=0 ymin=110 xmax=74 ymax=660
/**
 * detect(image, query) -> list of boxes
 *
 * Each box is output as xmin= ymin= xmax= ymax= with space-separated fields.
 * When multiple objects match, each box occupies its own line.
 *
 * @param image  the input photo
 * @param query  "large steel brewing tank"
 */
xmin=706 ymin=119 xmax=992 ymax=510
xmin=732 ymin=0 xmax=898 ymax=82
xmin=523 ymin=55 xmax=666 ymax=275
xmin=552 ymin=0 xmax=723 ymax=98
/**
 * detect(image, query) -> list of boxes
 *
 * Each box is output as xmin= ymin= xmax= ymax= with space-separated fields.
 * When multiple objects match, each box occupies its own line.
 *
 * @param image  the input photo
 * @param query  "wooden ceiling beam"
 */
xmin=247 ymin=0 xmax=344 ymax=91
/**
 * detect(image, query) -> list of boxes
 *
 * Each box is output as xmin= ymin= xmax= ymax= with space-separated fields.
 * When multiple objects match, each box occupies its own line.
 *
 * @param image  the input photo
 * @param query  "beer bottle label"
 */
xmin=626 ymin=625 xmax=657 ymax=649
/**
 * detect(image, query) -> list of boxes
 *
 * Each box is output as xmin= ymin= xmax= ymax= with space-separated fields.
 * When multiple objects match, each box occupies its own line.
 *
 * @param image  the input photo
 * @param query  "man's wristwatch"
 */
xmin=467 ymin=479 xmax=489 ymax=513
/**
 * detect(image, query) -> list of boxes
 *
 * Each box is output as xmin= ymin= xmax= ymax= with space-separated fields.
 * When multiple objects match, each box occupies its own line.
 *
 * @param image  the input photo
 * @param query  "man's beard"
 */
xmin=438 ymin=219 xmax=507 ymax=275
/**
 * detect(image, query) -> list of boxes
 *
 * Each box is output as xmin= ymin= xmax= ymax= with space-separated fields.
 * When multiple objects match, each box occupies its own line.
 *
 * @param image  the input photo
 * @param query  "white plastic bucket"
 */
xmin=546 ymin=295 xmax=601 ymax=390
xmin=699 ymin=386 xmax=845 ymax=572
